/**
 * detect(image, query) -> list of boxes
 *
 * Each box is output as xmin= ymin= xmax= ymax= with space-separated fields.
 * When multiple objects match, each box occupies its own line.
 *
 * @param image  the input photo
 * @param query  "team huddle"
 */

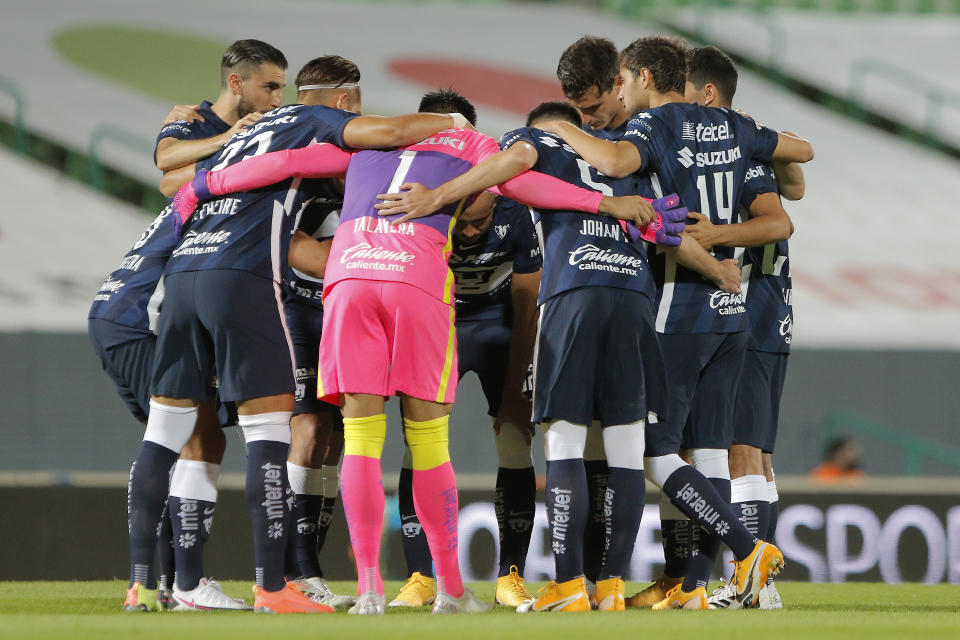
xmin=88 ymin=33 xmax=811 ymax=615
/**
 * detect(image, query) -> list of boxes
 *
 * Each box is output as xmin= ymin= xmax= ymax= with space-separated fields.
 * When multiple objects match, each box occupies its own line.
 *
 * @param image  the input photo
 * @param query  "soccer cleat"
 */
xmin=292 ymin=577 xmax=356 ymax=610
xmin=730 ymin=541 xmax=784 ymax=610
xmin=171 ymin=577 xmax=253 ymax=611
xmin=432 ymin=588 xmax=492 ymax=614
xmin=252 ymin=582 xmax=335 ymax=613
xmin=520 ymin=576 xmax=591 ymax=613
xmin=387 ymin=571 xmax=435 ymax=607
xmin=651 ymin=585 xmax=709 ymax=610
xmin=495 ymin=566 xmax=534 ymax=607
xmin=594 ymin=577 xmax=626 ymax=611
xmin=758 ymin=579 xmax=783 ymax=610
xmin=348 ymin=591 xmax=386 ymax=615
xmin=123 ymin=582 xmax=158 ymax=612
xmin=625 ymin=575 xmax=682 ymax=608
xmin=157 ymin=587 xmax=175 ymax=611
xmin=707 ymin=579 xmax=737 ymax=609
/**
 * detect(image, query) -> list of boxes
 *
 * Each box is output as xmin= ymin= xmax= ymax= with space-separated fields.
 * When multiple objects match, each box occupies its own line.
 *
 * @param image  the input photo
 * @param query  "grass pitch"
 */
xmin=0 ymin=581 xmax=957 ymax=640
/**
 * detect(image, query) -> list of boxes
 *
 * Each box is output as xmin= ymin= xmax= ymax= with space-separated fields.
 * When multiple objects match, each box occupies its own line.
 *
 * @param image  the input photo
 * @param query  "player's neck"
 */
xmin=648 ymin=91 xmax=685 ymax=109
xmin=209 ymin=92 xmax=240 ymax=125
xmin=607 ymin=109 xmax=630 ymax=130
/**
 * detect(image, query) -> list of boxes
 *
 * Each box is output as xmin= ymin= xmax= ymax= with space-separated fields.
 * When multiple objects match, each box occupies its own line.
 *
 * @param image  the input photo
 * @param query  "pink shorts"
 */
xmin=318 ymin=279 xmax=458 ymax=405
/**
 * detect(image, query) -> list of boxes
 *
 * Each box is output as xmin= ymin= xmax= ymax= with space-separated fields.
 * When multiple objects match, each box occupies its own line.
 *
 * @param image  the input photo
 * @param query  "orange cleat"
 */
xmin=252 ymin=582 xmax=335 ymax=613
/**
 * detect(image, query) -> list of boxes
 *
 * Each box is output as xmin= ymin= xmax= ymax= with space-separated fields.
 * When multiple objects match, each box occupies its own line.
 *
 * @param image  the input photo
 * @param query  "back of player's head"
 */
xmin=619 ymin=36 xmax=688 ymax=95
xmin=557 ymin=36 xmax=619 ymax=100
xmin=296 ymin=55 xmax=361 ymax=90
xmin=687 ymin=45 xmax=738 ymax=105
xmin=418 ymin=89 xmax=478 ymax=126
xmin=220 ymin=39 xmax=288 ymax=86
xmin=526 ymin=101 xmax=582 ymax=128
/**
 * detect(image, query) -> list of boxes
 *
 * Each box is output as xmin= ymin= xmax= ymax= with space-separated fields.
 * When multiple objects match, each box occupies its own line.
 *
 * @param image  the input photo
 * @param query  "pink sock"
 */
xmin=412 ymin=462 xmax=464 ymax=597
xmin=340 ymin=455 xmax=385 ymax=596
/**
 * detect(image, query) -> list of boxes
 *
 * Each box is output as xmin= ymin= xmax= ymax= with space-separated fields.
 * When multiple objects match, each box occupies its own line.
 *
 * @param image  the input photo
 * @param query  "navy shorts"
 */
xmin=88 ymin=319 xmax=155 ymax=422
xmin=286 ymin=298 xmax=344 ymax=429
xmin=456 ymin=312 xmax=511 ymax=417
xmin=533 ymin=287 xmax=666 ymax=428
xmin=152 ymin=270 xmax=295 ymax=403
xmin=733 ymin=349 xmax=788 ymax=453
xmin=658 ymin=331 xmax=747 ymax=451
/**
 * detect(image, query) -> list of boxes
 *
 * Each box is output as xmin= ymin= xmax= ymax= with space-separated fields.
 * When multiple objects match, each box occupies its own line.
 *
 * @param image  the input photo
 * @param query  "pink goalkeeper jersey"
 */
xmin=323 ymin=128 xmax=500 ymax=303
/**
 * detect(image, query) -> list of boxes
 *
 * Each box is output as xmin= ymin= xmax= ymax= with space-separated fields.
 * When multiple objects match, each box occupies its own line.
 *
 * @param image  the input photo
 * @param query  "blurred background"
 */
xmin=1 ymin=0 xmax=958 ymax=585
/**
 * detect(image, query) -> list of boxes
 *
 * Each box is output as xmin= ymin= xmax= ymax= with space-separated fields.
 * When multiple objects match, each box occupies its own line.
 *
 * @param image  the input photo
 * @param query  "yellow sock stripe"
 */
xmin=404 ymin=415 xmax=450 ymax=470
xmin=343 ymin=414 xmax=387 ymax=459
xmin=435 ymin=304 xmax=457 ymax=403
xmin=440 ymin=197 xmax=467 ymax=305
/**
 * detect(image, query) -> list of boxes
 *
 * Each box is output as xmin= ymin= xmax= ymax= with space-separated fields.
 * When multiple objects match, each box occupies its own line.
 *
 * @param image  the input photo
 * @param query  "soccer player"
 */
xmin=557 ymin=36 xmax=632 ymax=140
xmin=537 ymin=35 xmax=812 ymax=610
xmin=683 ymin=45 xmax=801 ymax=610
xmin=151 ymin=63 xmax=471 ymax=613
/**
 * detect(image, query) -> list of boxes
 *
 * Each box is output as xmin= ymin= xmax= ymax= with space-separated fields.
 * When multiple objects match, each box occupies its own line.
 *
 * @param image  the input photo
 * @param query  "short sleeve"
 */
xmin=740 ymin=162 xmax=779 ymax=208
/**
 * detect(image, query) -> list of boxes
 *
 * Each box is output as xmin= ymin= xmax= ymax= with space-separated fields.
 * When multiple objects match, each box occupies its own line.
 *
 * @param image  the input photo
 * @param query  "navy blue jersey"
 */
xmin=585 ymin=119 xmax=629 ymax=142
xmin=164 ymin=104 xmax=358 ymax=282
xmin=88 ymin=207 xmax=177 ymax=333
xmin=450 ymin=197 xmax=541 ymax=321
xmin=284 ymin=195 xmax=342 ymax=309
xmin=154 ymin=100 xmax=231 ymax=158
xmin=621 ymin=103 xmax=779 ymax=334
xmin=740 ymin=162 xmax=792 ymax=353
xmin=500 ymin=127 xmax=655 ymax=305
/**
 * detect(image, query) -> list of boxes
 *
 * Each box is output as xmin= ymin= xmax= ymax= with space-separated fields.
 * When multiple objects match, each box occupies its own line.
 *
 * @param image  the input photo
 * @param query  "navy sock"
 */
xmin=682 ymin=477 xmax=730 ymax=591
xmin=495 ymin=466 xmax=536 ymax=577
xmin=733 ymin=500 xmax=770 ymax=541
xmin=598 ymin=468 xmax=645 ymax=580
xmin=768 ymin=500 xmax=779 ymax=543
xmin=582 ymin=459 xmax=609 ymax=583
xmin=546 ymin=458 xmax=588 ymax=583
xmin=398 ymin=466 xmax=433 ymax=577
xmin=661 ymin=519 xmax=692 ymax=579
xmin=283 ymin=503 xmax=300 ymax=581
xmin=292 ymin=493 xmax=325 ymax=578
xmin=156 ymin=503 xmax=175 ymax=591
xmin=315 ymin=497 xmax=337 ymax=559
xmin=246 ymin=440 xmax=291 ymax=591
xmin=128 ymin=441 xmax=179 ymax=589
xmin=663 ymin=465 xmax=755 ymax=560
xmin=169 ymin=495 xmax=215 ymax=591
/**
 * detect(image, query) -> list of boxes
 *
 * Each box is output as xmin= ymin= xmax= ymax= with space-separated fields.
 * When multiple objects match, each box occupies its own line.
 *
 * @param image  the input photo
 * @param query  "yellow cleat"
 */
xmin=496 ymin=566 xmax=533 ymax=607
xmin=123 ymin=582 xmax=158 ymax=612
xmin=594 ymin=577 xmax=625 ymax=611
xmin=522 ymin=576 xmax=591 ymax=613
xmin=730 ymin=541 xmax=784 ymax=610
xmin=651 ymin=585 xmax=709 ymax=610
xmin=625 ymin=575 xmax=682 ymax=608
xmin=387 ymin=572 xmax=436 ymax=607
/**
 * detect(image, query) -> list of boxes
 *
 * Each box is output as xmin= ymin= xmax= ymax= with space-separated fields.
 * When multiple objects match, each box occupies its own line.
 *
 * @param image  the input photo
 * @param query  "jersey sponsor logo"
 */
xmin=682 ymin=121 xmax=696 ymax=141
xmin=779 ymin=313 xmax=793 ymax=344
xmin=418 ymin=135 xmax=465 ymax=151
xmin=353 ymin=216 xmax=416 ymax=235
xmin=568 ymin=244 xmax=643 ymax=275
xmin=537 ymin=135 xmax=576 ymax=154
xmin=579 ymin=219 xmax=623 ymax=240
xmin=677 ymin=145 xmax=742 ymax=169
xmin=172 ymin=230 xmax=231 ymax=257
xmin=690 ymin=121 xmax=734 ymax=142
xmin=117 ymin=255 xmax=145 ymax=272
xmin=709 ymin=290 xmax=747 ymax=316
xmin=745 ymin=165 xmax=766 ymax=182
xmin=93 ymin=275 xmax=124 ymax=301
xmin=623 ymin=129 xmax=649 ymax=141
xmin=494 ymin=224 xmax=510 ymax=239
xmin=340 ymin=242 xmax=415 ymax=273
xmin=782 ymin=287 xmax=793 ymax=306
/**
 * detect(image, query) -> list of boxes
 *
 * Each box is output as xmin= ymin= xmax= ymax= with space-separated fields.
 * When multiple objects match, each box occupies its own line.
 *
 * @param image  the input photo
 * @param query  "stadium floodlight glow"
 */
xmin=297 ymin=82 xmax=360 ymax=91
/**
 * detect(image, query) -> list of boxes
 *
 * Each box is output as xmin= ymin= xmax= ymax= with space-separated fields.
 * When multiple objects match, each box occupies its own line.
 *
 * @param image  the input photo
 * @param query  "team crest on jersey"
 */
xmin=494 ymin=224 xmax=510 ymax=239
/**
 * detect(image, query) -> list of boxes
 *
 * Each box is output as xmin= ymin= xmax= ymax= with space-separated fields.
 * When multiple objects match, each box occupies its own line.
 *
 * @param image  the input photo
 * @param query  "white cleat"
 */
xmin=707 ymin=579 xmax=737 ymax=610
xmin=295 ymin=577 xmax=356 ymax=610
xmin=171 ymin=578 xmax=252 ymax=611
xmin=347 ymin=591 xmax=386 ymax=615
xmin=758 ymin=580 xmax=783 ymax=610
xmin=432 ymin=588 xmax=492 ymax=614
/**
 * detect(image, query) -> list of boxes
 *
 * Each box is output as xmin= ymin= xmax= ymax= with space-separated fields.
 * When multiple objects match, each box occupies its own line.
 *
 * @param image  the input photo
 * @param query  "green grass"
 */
xmin=1 ymin=581 xmax=958 ymax=639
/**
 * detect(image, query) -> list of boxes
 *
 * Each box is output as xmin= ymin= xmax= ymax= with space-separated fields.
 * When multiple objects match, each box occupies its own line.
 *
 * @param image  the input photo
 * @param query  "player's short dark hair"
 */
xmin=526 ymin=101 xmax=582 ymax=127
xmin=220 ymin=39 xmax=288 ymax=85
xmin=687 ymin=45 xmax=738 ymax=104
xmin=556 ymin=36 xmax=619 ymax=100
xmin=418 ymin=88 xmax=478 ymax=126
xmin=295 ymin=55 xmax=361 ymax=91
xmin=619 ymin=36 xmax=688 ymax=95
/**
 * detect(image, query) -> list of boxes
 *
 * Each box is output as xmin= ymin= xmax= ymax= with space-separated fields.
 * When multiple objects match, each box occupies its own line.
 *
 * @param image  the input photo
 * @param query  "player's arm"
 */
xmin=288 ymin=232 xmax=332 ymax=280
xmin=771 ymin=157 xmax=805 ymax=201
xmin=155 ymin=112 xmax=263 ymax=172
xmin=162 ymin=105 xmax=203 ymax=126
xmin=160 ymin=164 xmax=198 ymax=197
xmin=664 ymin=234 xmax=742 ymax=293
xmin=770 ymin=130 xmax=814 ymax=164
xmin=536 ymin=120 xmax=643 ymax=178
xmin=686 ymin=193 xmax=793 ymax=249
xmin=495 ymin=269 xmax=541 ymax=444
xmin=341 ymin=112 xmax=470 ymax=149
